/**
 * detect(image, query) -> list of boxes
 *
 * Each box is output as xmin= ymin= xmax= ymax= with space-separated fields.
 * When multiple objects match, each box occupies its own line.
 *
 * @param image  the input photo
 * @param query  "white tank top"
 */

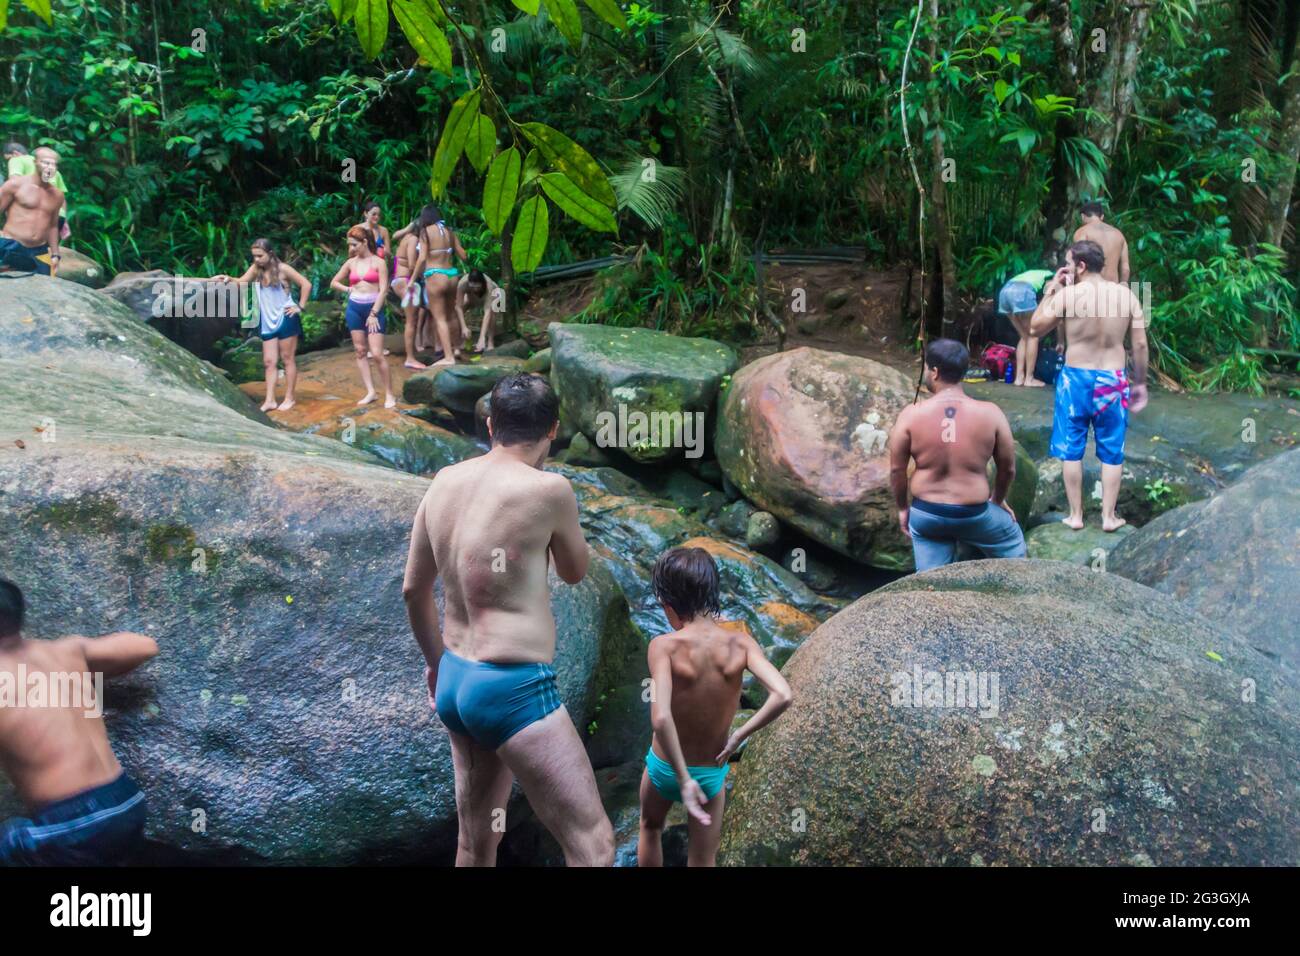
xmin=253 ymin=281 xmax=294 ymax=336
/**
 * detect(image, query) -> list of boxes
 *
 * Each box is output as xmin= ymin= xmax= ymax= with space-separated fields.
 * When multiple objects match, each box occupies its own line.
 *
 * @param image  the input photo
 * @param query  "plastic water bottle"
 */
xmin=1004 ymin=360 xmax=1015 ymax=384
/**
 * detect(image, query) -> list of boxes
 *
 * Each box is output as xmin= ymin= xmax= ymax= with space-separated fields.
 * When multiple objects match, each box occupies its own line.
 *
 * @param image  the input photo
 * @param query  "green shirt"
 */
xmin=1010 ymin=269 xmax=1053 ymax=292
xmin=6 ymin=155 xmax=68 ymax=215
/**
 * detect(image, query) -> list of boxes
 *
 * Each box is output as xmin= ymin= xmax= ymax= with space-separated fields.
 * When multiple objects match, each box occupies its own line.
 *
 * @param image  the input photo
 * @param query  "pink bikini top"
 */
xmin=349 ymin=268 xmax=380 ymax=285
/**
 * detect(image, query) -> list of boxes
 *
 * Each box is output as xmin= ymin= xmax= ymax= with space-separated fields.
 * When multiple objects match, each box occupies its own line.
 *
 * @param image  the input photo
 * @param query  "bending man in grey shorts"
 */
xmin=889 ymin=339 xmax=1027 ymax=572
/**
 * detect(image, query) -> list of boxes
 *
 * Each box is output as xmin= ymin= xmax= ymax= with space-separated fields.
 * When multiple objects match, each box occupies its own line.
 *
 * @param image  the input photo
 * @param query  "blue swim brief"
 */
xmin=1050 ymin=365 xmax=1130 ymax=466
xmin=644 ymin=747 xmax=729 ymax=804
xmin=0 ymin=773 xmax=146 ymax=866
xmin=434 ymin=648 xmax=562 ymax=750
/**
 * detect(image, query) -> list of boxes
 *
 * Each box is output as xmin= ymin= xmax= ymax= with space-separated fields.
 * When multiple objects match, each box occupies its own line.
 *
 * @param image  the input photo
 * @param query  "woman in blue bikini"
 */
xmin=413 ymin=205 xmax=469 ymax=368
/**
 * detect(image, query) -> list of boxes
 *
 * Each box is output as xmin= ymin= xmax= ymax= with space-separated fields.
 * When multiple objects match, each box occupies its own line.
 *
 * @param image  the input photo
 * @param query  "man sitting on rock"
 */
xmin=1030 ymin=239 xmax=1148 ymax=532
xmin=0 ymin=147 xmax=64 ymax=277
xmin=402 ymin=373 xmax=614 ymax=866
xmin=0 ymin=578 xmax=158 ymax=865
xmin=889 ymin=338 xmax=1026 ymax=571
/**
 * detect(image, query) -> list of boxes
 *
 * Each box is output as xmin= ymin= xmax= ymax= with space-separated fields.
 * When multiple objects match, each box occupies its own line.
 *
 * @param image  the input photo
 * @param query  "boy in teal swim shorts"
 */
xmin=638 ymin=547 xmax=793 ymax=866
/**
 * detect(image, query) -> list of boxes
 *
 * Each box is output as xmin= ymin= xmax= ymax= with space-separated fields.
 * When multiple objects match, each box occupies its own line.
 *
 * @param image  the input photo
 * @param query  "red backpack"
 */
xmin=981 ymin=343 xmax=1015 ymax=380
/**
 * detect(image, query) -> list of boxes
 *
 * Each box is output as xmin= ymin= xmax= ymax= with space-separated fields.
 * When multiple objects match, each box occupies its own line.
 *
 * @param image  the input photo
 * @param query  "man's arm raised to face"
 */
xmin=402 ymin=495 xmax=443 ymax=669
xmin=546 ymin=474 xmax=589 ymax=585
xmin=1029 ymin=288 xmax=1065 ymax=338
xmin=72 ymin=632 xmax=159 ymax=678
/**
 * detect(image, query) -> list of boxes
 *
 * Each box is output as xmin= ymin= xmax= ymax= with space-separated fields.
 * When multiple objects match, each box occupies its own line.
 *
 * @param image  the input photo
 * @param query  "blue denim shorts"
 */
xmin=0 ymin=773 xmax=146 ymax=866
xmin=997 ymin=280 xmax=1038 ymax=316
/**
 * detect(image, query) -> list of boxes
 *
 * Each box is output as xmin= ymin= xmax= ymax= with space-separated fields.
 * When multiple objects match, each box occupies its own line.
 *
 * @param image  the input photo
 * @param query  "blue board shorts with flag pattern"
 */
xmin=1050 ymin=365 xmax=1131 ymax=466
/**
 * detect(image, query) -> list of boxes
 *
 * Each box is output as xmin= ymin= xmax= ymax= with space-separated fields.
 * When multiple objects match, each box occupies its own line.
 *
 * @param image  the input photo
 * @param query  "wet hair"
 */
xmin=362 ymin=201 xmax=380 ymax=215
xmin=419 ymin=204 xmax=444 ymax=229
xmin=466 ymin=269 xmax=487 ymax=295
xmin=3 ymin=142 xmax=26 ymax=157
xmin=652 ymin=548 xmax=721 ymax=622
xmin=926 ymin=338 xmax=969 ymax=384
xmin=346 ymin=225 xmax=377 ymax=256
xmin=0 ymin=578 xmax=24 ymax=637
xmin=1069 ymin=239 xmax=1106 ymax=275
xmin=250 ymin=238 xmax=285 ymax=289
xmin=1080 ymin=201 xmax=1105 ymax=219
xmin=488 ymin=373 xmax=558 ymax=446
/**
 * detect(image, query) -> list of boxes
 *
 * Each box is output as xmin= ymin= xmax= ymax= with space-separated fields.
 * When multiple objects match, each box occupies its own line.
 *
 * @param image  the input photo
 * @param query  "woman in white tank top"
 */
xmin=206 ymin=239 xmax=312 ymax=412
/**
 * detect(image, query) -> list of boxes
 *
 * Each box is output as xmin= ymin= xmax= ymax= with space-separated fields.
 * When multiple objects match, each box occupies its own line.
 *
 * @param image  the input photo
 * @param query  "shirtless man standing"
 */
xmin=1072 ymin=201 xmax=1130 ymax=284
xmin=0 ymin=147 xmax=63 ymax=276
xmin=0 ymin=579 xmax=158 ymax=865
xmin=402 ymin=373 xmax=614 ymax=866
xmin=1031 ymin=239 xmax=1148 ymax=532
xmin=889 ymin=338 xmax=1026 ymax=572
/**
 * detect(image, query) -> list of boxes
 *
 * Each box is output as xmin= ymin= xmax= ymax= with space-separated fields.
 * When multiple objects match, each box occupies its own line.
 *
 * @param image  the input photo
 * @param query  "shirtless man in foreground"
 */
xmin=403 ymin=373 xmax=614 ymax=866
xmin=889 ymin=338 xmax=1026 ymax=572
xmin=0 ymin=578 xmax=158 ymax=865
xmin=1031 ymin=239 xmax=1148 ymax=532
xmin=1072 ymin=201 xmax=1130 ymax=284
xmin=0 ymin=147 xmax=63 ymax=276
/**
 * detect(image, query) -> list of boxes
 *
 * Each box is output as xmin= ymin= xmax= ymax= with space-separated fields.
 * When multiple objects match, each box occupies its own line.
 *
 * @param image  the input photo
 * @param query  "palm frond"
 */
xmin=610 ymin=158 xmax=688 ymax=229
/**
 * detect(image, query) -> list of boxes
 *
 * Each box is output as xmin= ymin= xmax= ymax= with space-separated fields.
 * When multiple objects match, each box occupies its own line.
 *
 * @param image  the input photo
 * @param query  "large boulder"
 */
xmin=403 ymin=357 xmax=525 ymax=413
xmin=55 ymin=248 xmax=106 ymax=288
xmin=715 ymin=348 xmax=916 ymax=569
xmin=720 ymin=560 xmax=1299 ymax=866
xmin=1109 ymin=448 xmax=1300 ymax=669
xmin=100 ymin=272 xmax=244 ymax=361
xmin=549 ymin=323 xmax=738 ymax=464
xmin=1025 ymin=520 xmax=1134 ymax=565
xmin=555 ymin=465 xmax=839 ymax=656
xmin=0 ymin=276 xmax=627 ymax=863
xmin=969 ymin=381 xmax=1300 ymax=525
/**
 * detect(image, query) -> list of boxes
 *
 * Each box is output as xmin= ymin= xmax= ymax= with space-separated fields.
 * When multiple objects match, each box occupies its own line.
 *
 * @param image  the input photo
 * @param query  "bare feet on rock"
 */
xmin=1102 ymin=515 xmax=1128 ymax=532
xmin=260 ymin=399 xmax=279 ymax=412
xmin=357 ymin=392 xmax=378 ymax=406
xmin=1025 ymin=378 xmax=1047 ymax=388
xmin=384 ymin=395 xmax=397 ymax=409
xmin=1062 ymin=514 xmax=1085 ymax=531
xmin=277 ymin=398 xmax=296 ymax=412
xmin=404 ymin=360 xmax=428 ymax=370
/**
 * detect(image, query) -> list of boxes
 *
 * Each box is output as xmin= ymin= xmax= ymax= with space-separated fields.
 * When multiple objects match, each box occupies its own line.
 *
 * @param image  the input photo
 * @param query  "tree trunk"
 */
xmin=927 ymin=0 xmax=956 ymax=337
xmin=1085 ymin=2 xmax=1152 ymax=159
xmin=1263 ymin=20 xmax=1300 ymax=251
xmin=1043 ymin=0 xmax=1080 ymax=255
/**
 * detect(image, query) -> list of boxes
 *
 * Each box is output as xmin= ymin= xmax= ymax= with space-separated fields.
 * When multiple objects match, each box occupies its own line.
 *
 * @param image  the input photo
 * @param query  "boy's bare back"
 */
xmin=652 ymin=621 xmax=751 ymax=764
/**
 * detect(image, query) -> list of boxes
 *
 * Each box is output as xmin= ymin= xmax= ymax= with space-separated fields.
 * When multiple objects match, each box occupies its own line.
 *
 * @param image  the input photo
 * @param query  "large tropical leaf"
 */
xmin=354 ymin=0 xmax=389 ymax=60
xmin=511 ymin=0 xmax=541 ymax=13
xmin=19 ymin=0 xmax=51 ymax=26
xmin=392 ymin=0 xmax=453 ymax=74
xmin=543 ymin=0 xmax=583 ymax=48
xmin=465 ymin=114 xmax=496 ymax=174
xmin=430 ymin=90 xmax=481 ymax=197
xmin=540 ymin=172 xmax=617 ymax=232
xmin=511 ymin=195 xmax=550 ymax=273
xmin=581 ymin=0 xmax=626 ymax=30
xmin=483 ymin=148 xmax=522 ymax=236
xmin=609 ymin=158 xmax=687 ymax=230
xmin=519 ymin=122 xmax=616 ymax=208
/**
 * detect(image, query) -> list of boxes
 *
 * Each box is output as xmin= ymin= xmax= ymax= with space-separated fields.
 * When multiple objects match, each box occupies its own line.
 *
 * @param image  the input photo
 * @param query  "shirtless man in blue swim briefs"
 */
xmin=1031 ymin=239 xmax=1149 ymax=532
xmin=638 ymin=547 xmax=792 ymax=867
xmin=402 ymin=373 xmax=614 ymax=866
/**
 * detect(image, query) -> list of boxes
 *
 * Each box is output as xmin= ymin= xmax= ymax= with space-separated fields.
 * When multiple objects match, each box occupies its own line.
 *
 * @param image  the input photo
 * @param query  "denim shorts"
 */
xmin=0 ymin=773 xmax=146 ymax=866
